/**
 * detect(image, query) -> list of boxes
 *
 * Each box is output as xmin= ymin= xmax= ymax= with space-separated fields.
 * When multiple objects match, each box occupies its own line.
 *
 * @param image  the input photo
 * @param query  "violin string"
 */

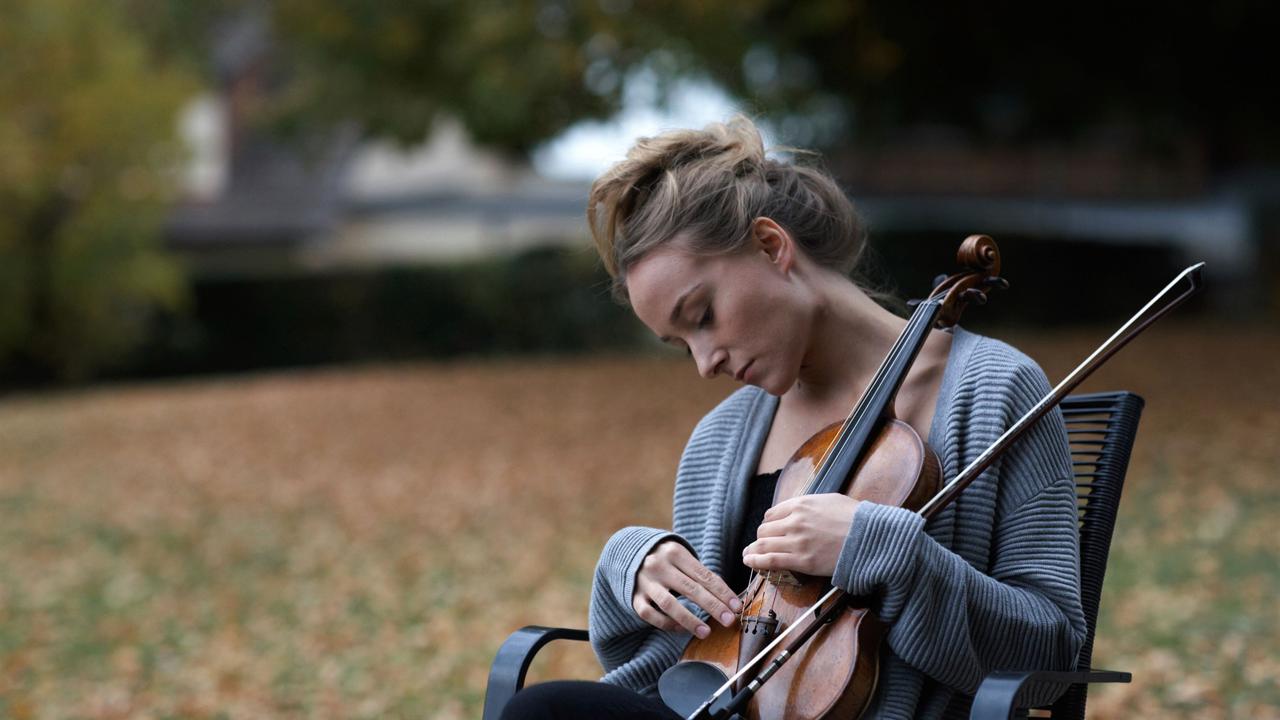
xmin=740 ymin=298 xmax=938 ymax=628
xmin=801 ymin=301 xmax=930 ymax=493
xmin=740 ymin=302 xmax=930 ymax=616
xmin=738 ymin=576 xmax=758 ymax=621
xmin=799 ymin=298 xmax=938 ymax=497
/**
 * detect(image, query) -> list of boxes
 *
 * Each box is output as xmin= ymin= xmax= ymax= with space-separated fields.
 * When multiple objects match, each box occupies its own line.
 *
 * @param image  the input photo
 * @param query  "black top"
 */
xmin=725 ymin=469 xmax=781 ymax=593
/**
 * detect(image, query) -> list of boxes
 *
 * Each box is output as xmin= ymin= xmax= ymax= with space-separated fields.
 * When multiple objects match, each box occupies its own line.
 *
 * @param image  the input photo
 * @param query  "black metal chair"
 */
xmin=485 ymin=391 xmax=1144 ymax=720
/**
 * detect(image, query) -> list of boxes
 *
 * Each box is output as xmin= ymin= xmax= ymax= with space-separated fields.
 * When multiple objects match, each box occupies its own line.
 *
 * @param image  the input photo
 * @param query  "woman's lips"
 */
xmin=736 ymin=360 xmax=754 ymax=383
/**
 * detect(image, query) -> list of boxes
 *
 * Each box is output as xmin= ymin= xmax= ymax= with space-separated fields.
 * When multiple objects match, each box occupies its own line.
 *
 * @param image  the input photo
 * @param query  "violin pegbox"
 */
xmin=928 ymin=234 xmax=1008 ymax=329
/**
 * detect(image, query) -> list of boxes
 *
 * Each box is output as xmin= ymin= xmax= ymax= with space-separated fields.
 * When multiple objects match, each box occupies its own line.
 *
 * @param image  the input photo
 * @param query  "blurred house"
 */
xmin=330 ymin=120 xmax=590 ymax=268
xmin=835 ymin=132 xmax=1266 ymax=307
xmin=165 ymin=15 xmax=590 ymax=280
xmin=170 ymin=97 xmax=590 ymax=277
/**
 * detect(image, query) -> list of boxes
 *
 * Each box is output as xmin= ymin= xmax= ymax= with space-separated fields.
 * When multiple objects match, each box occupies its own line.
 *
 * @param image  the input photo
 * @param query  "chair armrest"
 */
xmin=482 ymin=626 xmax=590 ymax=720
xmin=968 ymin=669 xmax=1131 ymax=720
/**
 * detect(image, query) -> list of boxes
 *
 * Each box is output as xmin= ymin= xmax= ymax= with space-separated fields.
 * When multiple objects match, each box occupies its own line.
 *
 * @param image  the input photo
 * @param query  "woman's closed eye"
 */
xmin=698 ymin=306 xmax=714 ymax=329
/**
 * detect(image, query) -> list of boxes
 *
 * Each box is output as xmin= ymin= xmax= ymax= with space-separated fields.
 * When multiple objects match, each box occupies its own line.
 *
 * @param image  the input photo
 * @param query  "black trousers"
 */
xmin=499 ymin=680 xmax=684 ymax=720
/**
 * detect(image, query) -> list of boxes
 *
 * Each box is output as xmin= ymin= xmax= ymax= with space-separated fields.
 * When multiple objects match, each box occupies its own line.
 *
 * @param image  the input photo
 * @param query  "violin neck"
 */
xmin=809 ymin=298 xmax=942 ymax=496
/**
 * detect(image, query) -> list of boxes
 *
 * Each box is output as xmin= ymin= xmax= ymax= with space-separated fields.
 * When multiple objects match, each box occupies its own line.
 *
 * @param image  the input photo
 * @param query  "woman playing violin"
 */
xmin=503 ymin=116 xmax=1085 ymax=720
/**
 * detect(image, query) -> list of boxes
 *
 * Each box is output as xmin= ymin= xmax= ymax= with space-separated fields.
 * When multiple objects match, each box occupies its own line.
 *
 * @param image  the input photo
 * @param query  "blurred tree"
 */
xmin=0 ymin=0 xmax=197 ymax=381
xmin=250 ymin=0 xmax=1276 ymax=167
xmin=702 ymin=0 xmax=1280 ymax=169
xmin=261 ymin=0 xmax=682 ymax=155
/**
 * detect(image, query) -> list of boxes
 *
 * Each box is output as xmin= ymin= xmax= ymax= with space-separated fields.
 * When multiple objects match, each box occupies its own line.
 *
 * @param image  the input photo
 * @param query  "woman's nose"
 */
xmin=694 ymin=346 xmax=727 ymax=379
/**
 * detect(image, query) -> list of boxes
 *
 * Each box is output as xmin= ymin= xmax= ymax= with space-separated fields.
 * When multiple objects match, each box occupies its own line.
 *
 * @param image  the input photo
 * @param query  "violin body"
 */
xmin=679 ymin=417 xmax=941 ymax=719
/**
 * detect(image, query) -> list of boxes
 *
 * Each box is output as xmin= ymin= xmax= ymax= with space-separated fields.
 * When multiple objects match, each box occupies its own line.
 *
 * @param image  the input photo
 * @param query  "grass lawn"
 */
xmin=0 ymin=322 xmax=1276 ymax=719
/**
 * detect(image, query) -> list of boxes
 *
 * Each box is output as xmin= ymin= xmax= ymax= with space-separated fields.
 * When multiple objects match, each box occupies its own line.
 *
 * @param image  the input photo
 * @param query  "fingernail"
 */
xmin=720 ymin=611 xmax=734 ymax=626
xmin=696 ymin=625 xmax=710 ymax=639
xmin=729 ymin=598 xmax=742 ymax=612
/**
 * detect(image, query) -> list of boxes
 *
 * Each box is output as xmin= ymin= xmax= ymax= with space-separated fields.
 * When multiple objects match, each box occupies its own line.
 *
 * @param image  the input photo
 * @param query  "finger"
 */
xmin=742 ymin=550 xmax=792 ymax=571
xmin=634 ymin=578 xmax=688 ymax=632
xmin=637 ymin=575 xmax=710 ymax=636
xmin=657 ymin=542 xmax=741 ymax=615
xmin=742 ymin=535 xmax=791 ymax=558
xmin=634 ymin=598 xmax=680 ymax=632
xmin=668 ymin=566 xmax=736 ymax=627
xmin=753 ymin=516 xmax=793 ymax=539
xmin=634 ymin=575 xmax=668 ymax=609
xmin=651 ymin=589 xmax=711 ymax=638
xmin=762 ymin=497 xmax=800 ymax=522
xmin=651 ymin=560 xmax=733 ymax=628
xmin=671 ymin=554 xmax=741 ymax=620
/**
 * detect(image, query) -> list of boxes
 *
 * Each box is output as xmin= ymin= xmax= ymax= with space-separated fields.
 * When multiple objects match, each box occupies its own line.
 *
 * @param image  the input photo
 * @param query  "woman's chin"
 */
xmin=758 ymin=375 xmax=791 ymax=397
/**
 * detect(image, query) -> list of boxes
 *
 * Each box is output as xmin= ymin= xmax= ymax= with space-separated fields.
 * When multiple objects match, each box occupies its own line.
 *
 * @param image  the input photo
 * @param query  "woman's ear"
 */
xmin=753 ymin=217 xmax=795 ymax=273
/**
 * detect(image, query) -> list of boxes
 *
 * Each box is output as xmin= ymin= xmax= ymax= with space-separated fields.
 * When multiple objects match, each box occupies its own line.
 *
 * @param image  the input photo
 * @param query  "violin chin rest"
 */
xmin=660 ymin=661 xmax=732 ymax=718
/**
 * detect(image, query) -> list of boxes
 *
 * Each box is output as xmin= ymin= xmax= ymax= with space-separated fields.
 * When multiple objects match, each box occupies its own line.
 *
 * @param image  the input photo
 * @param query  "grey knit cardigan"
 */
xmin=587 ymin=327 xmax=1087 ymax=719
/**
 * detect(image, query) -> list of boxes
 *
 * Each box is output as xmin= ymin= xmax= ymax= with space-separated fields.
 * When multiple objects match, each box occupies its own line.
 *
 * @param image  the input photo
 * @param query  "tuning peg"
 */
xmin=906 ymin=298 xmax=923 ymax=307
xmin=961 ymin=288 xmax=988 ymax=304
xmin=933 ymin=273 xmax=948 ymax=287
xmin=983 ymin=276 xmax=1010 ymax=290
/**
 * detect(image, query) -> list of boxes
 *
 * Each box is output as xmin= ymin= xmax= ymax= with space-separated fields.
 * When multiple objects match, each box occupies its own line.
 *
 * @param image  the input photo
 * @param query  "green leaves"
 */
xmin=0 ymin=0 xmax=197 ymax=380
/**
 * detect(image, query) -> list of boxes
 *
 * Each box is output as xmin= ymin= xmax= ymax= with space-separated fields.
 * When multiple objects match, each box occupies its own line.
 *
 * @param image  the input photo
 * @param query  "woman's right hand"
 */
xmin=632 ymin=540 xmax=743 ymax=638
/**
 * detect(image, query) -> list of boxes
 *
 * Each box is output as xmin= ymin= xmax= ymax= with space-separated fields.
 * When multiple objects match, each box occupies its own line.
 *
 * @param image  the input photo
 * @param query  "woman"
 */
xmin=503 ymin=117 xmax=1085 ymax=719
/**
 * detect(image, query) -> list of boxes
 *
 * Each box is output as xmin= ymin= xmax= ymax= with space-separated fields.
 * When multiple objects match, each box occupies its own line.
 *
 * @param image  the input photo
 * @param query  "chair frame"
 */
xmin=484 ymin=390 xmax=1144 ymax=720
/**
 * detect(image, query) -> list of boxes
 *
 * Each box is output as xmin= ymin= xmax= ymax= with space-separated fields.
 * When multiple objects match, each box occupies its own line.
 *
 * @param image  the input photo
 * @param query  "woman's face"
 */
xmin=626 ymin=228 xmax=814 ymax=396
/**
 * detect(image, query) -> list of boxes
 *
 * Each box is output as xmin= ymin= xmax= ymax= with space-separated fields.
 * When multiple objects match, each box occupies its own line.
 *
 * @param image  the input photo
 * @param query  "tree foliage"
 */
xmin=0 ymin=0 xmax=197 ymax=381
xmin=257 ymin=0 xmax=1278 ymax=165
xmin=261 ymin=0 xmax=697 ymax=155
xmin=704 ymin=0 xmax=1280 ymax=167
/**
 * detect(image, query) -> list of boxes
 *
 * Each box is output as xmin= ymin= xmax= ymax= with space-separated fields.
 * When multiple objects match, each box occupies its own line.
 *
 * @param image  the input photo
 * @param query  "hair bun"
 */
xmin=588 ymin=115 xmax=865 ymax=302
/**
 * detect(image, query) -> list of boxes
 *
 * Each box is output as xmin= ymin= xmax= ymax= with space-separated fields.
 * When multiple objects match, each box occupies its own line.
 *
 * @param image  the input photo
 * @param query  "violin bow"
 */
xmin=919 ymin=261 xmax=1203 ymax=519
xmin=685 ymin=261 xmax=1206 ymax=720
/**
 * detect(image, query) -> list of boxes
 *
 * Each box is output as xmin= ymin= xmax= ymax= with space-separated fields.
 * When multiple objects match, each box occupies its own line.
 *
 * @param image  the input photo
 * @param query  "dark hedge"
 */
xmin=5 ymin=237 xmax=1198 ymax=386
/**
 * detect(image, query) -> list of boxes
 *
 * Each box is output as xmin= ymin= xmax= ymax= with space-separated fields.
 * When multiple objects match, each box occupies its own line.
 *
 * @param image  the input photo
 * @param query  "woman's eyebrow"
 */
xmin=658 ymin=283 xmax=705 ymax=342
xmin=669 ymin=283 xmax=704 ymax=325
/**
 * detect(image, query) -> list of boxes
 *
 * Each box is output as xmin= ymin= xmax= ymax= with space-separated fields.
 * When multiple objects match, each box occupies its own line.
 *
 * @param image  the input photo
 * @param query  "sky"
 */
xmin=532 ymin=71 xmax=774 ymax=181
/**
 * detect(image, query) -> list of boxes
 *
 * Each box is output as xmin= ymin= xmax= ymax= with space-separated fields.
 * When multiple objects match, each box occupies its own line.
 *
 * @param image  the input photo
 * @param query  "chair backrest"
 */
xmin=1050 ymin=391 xmax=1145 ymax=720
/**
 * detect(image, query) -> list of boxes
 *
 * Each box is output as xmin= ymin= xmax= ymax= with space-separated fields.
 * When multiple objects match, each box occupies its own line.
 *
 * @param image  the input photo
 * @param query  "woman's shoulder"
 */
xmin=691 ymin=385 xmax=775 ymax=435
xmin=674 ymin=385 xmax=776 ymax=479
xmin=948 ymin=327 xmax=1054 ymax=408
xmin=943 ymin=328 xmax=1074 ymax=504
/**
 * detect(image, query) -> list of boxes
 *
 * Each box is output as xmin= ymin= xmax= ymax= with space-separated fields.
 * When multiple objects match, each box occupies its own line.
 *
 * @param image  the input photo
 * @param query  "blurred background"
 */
xmin=0 ymin=0 xmax=1276 ymax=717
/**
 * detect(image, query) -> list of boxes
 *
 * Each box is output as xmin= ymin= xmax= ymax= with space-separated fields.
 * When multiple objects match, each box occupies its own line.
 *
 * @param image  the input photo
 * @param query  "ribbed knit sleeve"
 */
xmin=587 ymin=526 xmax=687 ymax=675
xmin=587 ymin=387 xmax=774 ymax=696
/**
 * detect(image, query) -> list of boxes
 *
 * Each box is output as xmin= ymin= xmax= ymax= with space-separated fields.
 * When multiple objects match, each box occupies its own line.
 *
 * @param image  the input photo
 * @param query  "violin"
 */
xmin=659 ymin=235 xmax=1008 ymax=720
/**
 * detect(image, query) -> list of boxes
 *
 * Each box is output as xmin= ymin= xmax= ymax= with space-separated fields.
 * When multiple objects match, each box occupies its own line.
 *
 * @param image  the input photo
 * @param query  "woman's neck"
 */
xmin=789 ymin=274 xmax=907 ymax=408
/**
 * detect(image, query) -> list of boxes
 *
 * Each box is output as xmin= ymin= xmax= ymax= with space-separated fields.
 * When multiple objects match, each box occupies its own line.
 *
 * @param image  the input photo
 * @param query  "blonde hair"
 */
xmin=587 ymin=115 xmax=868 ymax=302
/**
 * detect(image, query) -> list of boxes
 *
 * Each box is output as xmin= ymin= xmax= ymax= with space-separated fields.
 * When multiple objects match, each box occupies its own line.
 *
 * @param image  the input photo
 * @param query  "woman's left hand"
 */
xmin=742 ymin=494 xmax=861 ymax=577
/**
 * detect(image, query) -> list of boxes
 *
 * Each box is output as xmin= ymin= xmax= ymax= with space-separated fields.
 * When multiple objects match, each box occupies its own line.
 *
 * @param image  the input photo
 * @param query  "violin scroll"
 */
xmin=929 ymin=234 xmax=1008 ymax=328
